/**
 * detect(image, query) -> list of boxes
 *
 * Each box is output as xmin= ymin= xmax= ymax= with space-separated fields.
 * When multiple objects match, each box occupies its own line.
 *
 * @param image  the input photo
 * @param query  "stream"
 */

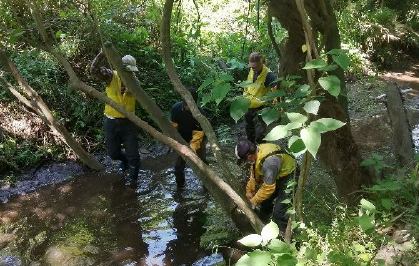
xmin=0 ymin=151 xmax=224 ymax=266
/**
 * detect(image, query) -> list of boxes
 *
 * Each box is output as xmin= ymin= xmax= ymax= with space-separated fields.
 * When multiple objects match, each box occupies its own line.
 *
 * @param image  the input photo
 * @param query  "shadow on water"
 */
xmin=0 ymin=152 xmax=224 ymax=266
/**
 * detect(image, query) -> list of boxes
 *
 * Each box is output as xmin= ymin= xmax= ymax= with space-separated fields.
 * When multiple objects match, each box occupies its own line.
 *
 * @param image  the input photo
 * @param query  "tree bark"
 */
xmin=269 ymin=0 xmax=373 ymax=204
xmin=386 ymin=83 xmax=414 ymax=167
xmin=0 ymin=51 xmax=103 ymax=171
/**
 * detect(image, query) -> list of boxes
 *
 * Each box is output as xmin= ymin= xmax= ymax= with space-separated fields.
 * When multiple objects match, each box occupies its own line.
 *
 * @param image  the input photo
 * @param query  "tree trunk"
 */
xmin=386 ymin=83 xmax=414 ymax=167
xmin=269 ymin=0 xmax=373 ymax=204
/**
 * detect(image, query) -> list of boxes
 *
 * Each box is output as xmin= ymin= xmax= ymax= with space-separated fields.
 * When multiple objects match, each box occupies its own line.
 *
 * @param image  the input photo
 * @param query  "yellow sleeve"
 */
xmin=250 ymin=183 xmax=276 ymax=206
xmin=189 ymin=130 xmax=204 ymax=152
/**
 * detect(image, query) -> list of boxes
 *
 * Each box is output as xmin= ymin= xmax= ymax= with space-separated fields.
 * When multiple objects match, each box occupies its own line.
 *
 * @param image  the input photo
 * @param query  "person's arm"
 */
xmin=250 ymin=156 xmax=282 ymax=206
xmin=246 ymin=164 xmax=257 ymax=199
xmin=90 ymin=50 xmax=113 ymax=85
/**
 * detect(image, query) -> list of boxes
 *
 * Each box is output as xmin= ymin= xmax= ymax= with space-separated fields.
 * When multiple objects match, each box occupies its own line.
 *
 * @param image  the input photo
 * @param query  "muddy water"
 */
xmin=0 ymin=152 xmax=224 ymax=265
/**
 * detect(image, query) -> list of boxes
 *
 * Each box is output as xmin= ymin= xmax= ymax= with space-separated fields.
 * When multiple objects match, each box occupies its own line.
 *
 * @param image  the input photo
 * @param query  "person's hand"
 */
xmin=246 ymin=191 xmax=254 ymax=200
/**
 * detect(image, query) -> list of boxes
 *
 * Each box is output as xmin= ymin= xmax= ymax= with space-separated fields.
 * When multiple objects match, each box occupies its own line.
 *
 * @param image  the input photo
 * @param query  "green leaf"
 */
xmin=300 ymin=127 xmax=321 ymax=158
xmin=315 ymin=118 xmax=346 ymax=131
xmin=326 ymin=49 xmax=346 ymax=55
xmin=318 ymin=75 xmax=341 ymax=97
xmin=303 ymin=59 xmax=327 ymax=69
xmin=309 ymin=121 xmax=330 ymax=133
xmin=236 ymin=250 xmax=272 ymax=266
xmin=230 ymin=97 xmax=250 ymax=123
xmin=238 ymin=234 xmax=262 ymax=247
xmin=286 ymin=113 xmax=307 ymax=124
xmin=267 ymin=239 xmax=290 ymax=253
xmin=381 ymin=198 xmax=393 ymax=210
xmin=261 ymin=90 xmax=285 ymax=101
xmin=303 ymin=100 xmax=320 ymax=115
xmin=284 ymin=122 xmax=303 ymax=131
xmin=319 ymin=64 xmax=339 ymax=72
xmin=281 ymin=198 xmax=292 ymax=204
xmin=360 ymin=198 xmax=376 ymax=213
xmin=288 ymin=136 xmax=306 ymax=154
xmin=358 ymin=214 xmax=375 ymax=233
xmin=264 ymin=125 xmax=288 ymax=141
xmin=332 ymin=54 xmax=351 ymax=71
xmin=213 ymin=83 xmax=231 ymax=105
xmin=198 ymin=78 xmax=214 ymax=91
xmin=276 ymin=253 xmax=298 ymax=266
xmin=261 ymin=108 xmax=280 ymax=126
xmin=219 ymin=74 xmax=234 ymax=82
xmin=237 ymin=80 xmax=255 ymax=88
xmin=261 ymin=221 xmax=279 ymax=243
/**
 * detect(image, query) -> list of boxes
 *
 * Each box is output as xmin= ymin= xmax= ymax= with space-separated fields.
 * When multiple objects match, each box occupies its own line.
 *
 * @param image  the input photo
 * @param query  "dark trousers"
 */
xmin=103 ymin=117 xmax=140 ymax=167
xmin=174 ymin=139 xmax=207 ymax=182
xmin=258 ymin=174 xmax=292 ymax=232
xmin=244 ymin=107 xmax=267 ymax=144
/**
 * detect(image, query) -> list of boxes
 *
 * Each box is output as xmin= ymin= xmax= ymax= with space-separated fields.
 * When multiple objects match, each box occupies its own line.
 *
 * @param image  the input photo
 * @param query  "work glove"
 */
xmin=189 ymin=130 xmax=204 ymax=152
xmin=246 ymin=165 xmax=256 ymax=199
xmin=250 ymin=182 xmax=276 ymax=206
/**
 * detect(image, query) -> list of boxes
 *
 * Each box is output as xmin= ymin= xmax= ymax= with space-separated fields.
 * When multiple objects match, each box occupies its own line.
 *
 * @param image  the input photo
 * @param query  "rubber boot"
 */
xmin=118 ymin=157 xmax=128 ymax=173
xmin=174 ymin=170 xmax=185 ymax=188
xmin=125 ymin=165 xmax=139 ymax=187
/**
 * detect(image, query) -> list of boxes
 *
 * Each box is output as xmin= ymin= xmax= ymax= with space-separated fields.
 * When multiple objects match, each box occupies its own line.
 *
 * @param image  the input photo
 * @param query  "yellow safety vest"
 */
xmin=104 ymin=71 xmax=135 ymax=118
xmin=244 ymin=65 xmax=271 ymax=108
xmin=254 ymin=143 xmax=296 ymax=181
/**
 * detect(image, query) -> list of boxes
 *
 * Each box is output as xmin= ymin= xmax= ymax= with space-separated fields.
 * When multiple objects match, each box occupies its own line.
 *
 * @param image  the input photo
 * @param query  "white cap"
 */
xmin=122 ymin=55 xmax=139 ymax=72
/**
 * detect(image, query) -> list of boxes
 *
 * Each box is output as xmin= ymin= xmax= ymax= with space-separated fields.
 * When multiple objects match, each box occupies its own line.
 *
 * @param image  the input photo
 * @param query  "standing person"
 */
xmin=90 ymin=50 xmax=141 ymax=186
xmin=171 ymin=88 xmax=207 ymax=187
xmin=243 ymin=52 xmax=277 ymax=144
xmin=234 ymin=139 xmax=296 ymax=232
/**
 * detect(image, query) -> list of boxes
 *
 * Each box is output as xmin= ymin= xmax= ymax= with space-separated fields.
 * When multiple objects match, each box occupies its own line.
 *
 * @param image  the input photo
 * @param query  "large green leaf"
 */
xmin=198 ymin=77 xmax=214 ymax=91
xmin=332 ymin=54 xmax=351 ymax=71
xmin=286 ymin=113 xmax=307 ymax=124
xmin=288 ymin=136 xmax=306 ymax=154
xmin=284 ymin=122 xmax=303 ymax=131
xmin=360 ymin=198 xmax=376 ymax=213
xmin=213 ymin=83 xmax=231 ymax=105
xmin=261 ymin=221 xmax=279 ymax=243
xmin=300 ymin=127 xmax=321 ymax=158
xmin=315 ymin=118 xmax=346 ymax=131
xmin=261 ymin=90 xmax=285 ymax=101
xmin=219 ymin=73 xmax=234 ymax=82
xmin=236 ymin=250 xmax=273 ymax=266
xmin=326 ymin=48 xmax=346 ymax=55
xmin=267 ymin=239 xmax=290 ymax=253
xmin=238 ymin=234 xmax=263 ymax=247
xmin=264 ymin=125 xmax=288 ymax=141
xmin=303 ymin=58 xmax=327 ymax=69
xmin=275 ymin=253 xmax=298 ymax=266
xmin=261 ymin=108 xmax=280 ymax=126
xmin=318 ymin=75 xmax=341 ymax=97
xmin=303 ymin=100 xmax=320 ymax=115
xmin=358 ymin=214 xmax=375 ymax=233
xmin=381 ymin=198 xmax=393 ymax=210
xmin=309 ymin=121 xmax=330 ymax=133
xmin=230 ymin=97 xmax=250 ymax=123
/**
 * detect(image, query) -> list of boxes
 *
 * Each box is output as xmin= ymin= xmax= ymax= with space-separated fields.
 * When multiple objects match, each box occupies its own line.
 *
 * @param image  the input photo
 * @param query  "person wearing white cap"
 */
xmin=243 ymin=52 xmax=277 ymax=144
xmin=90 ymin=49 xmax=141 ymax=186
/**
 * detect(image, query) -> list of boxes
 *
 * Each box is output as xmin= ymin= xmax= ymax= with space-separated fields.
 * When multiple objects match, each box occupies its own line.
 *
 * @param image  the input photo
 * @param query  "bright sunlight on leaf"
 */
xmin=261 ymin=221 xmax=279 ymax=243
xmin=301 ymin=127 xmax=321 ymax=157
xmin=237 ymin=234 xmax=262 ymax=247
xmin=303 ymin=100 xmax=320 ymax=115
xmin=236 ymin=250 xmax=272 ymax=266
xmin=264 ymin=125 xmax=288 ymax=141
xmin=318 ymin=75 xmax=341 ymax=97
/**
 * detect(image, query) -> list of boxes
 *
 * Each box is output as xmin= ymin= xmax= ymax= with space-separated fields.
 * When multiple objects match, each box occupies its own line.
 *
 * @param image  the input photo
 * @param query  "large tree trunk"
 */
xmin=269 ymin=0 xmax=373 ymax=204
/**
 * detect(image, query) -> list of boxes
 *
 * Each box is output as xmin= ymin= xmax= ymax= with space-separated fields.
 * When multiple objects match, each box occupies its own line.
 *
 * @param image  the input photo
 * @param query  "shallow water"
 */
xmin=0 ymin=152 xmax=224 ymax=266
